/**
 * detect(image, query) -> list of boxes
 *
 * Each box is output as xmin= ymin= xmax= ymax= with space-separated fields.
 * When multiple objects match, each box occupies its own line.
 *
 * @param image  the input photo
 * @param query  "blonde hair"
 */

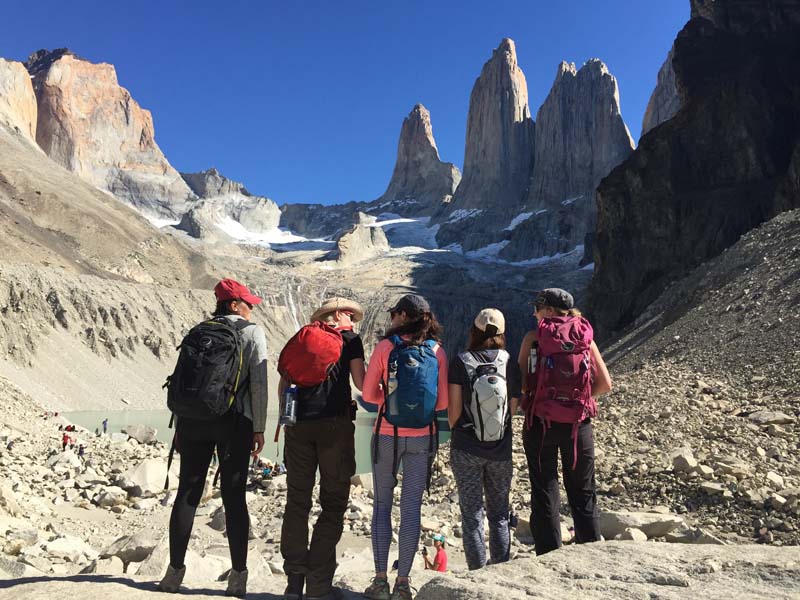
xmin=551 ymin=307 xmax=583 ymax=318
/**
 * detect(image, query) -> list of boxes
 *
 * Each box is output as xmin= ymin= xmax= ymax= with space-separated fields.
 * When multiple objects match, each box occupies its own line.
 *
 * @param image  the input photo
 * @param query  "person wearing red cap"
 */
xmin=159 ymin=278 xmax=268 ymax=598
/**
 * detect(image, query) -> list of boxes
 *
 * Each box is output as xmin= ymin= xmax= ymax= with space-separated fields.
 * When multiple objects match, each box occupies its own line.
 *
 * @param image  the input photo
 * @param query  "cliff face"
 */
xmin=500 ymin=59 xmax=634 ymax=261
xmin=26 ymin=49 xmax=194 ymax=219
xmin=641 ymin=47 xmax=680 ymax=137
xmin=590 ymin=0 xmax=800 ymax=335
xmin=375 ymin=104 xmax=460 ymax=215
xmin=0 ymin=59 xmax=37 ymax=143
xmin=435 ymin=39 xmax=535 ymax=250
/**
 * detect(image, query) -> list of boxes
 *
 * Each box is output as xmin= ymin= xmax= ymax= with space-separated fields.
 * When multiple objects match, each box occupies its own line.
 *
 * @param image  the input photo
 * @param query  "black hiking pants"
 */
xmin=522 ymin=419 xmax=601 ymax=555
xmin=169 ymin=415 xmax=253 ymax=571
xmin=281 ymin=415 xmax=356 ymax=597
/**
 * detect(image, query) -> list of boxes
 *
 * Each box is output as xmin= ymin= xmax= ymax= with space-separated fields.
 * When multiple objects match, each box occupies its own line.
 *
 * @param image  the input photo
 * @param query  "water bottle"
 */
xmin=387 ymin=361 xmax=399 ymax=416
xmin=280 ymin=385 xmax=298 ymax=426
xmin=529 ymin=341 xmax=538 ymax=374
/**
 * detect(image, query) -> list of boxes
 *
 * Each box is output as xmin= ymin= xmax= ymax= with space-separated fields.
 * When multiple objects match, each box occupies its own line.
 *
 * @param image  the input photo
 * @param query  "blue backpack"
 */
xmin=383 ymin=336 xmax=439 ymax=427
xmin=374 ymin=336 xmax=440 ymax=485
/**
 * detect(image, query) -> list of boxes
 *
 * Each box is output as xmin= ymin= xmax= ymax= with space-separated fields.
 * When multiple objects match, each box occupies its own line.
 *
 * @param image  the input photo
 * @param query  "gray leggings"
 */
xmin=450 ymin=447 xmax=512 ymax=569
xmin=371 ymin=434 xmax=432 ymax=577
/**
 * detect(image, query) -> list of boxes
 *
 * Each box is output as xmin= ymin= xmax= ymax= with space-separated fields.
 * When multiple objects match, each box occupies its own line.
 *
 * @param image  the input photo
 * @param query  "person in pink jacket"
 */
xmin=361 ymin=294 xmax=448 ymax=600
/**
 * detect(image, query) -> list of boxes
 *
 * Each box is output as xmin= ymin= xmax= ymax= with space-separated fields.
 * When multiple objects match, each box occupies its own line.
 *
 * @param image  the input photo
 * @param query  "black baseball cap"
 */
xmin=388 ymin=294 xmax=431 ymax=316
xmin=534 ymin=288 xmax=574 ymax=310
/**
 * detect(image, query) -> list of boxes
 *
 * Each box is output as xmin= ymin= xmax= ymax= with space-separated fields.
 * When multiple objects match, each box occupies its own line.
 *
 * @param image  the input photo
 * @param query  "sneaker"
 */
xmin=284 ymin=573 xmax=305 ymax=600
xmin=363 ymin=576 xmax=391 ymax=600
xmin=390 ymin=580 xmax=414 ymax=600
xmin=157 ymin=564 xmax=186 ymax=593
xmin=226 ymin=568 xmax=248 ymax=598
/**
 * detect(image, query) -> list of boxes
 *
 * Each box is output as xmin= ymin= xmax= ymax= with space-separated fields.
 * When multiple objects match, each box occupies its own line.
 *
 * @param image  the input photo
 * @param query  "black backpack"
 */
xmin=165 ymin=317 xmax=254 ymax=421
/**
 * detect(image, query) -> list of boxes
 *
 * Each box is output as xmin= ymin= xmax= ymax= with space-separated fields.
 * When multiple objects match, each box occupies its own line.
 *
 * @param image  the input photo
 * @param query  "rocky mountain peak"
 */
xmin=27 ymin=50 xmax=194 ymax=219
xmin=372 ymin=104 xmax=460 ymax=216
xmin=24 ymin=48 xmax=84 ymax=78
xmin=435 ymin=38 xmax=535 ymax=249
xmin=181 ymin=167 xmax=252 ymax=199
xmin=0 ymin=59 xmax=38 ymax=142
xmin=641 ymin=47 xmax=680 ymax=137
xmin=499 ymin=57 xmax=634 ymax=261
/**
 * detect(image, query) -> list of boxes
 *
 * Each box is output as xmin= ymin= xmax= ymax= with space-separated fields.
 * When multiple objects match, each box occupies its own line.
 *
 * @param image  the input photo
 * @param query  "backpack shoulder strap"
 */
xmin=422 ymin=339 xmax=437 ymax=349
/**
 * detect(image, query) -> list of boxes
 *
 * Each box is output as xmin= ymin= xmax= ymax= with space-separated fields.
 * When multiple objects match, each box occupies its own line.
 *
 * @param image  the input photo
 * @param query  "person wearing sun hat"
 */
xmin=280 ymin=296 xmax=366 ymax=600
xmin=159 ymin=278 xmax=268 ymax=598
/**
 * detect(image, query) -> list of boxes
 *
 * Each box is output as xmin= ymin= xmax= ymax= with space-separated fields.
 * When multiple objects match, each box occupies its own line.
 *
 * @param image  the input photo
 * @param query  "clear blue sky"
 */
xmin=3 ymin=0 xmax=687 ymax=205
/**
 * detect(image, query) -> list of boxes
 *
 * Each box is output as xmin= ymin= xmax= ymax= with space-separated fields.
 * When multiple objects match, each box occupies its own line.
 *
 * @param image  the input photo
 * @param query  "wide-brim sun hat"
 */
xmin=310 ymin=297 xmax=364 ymax=323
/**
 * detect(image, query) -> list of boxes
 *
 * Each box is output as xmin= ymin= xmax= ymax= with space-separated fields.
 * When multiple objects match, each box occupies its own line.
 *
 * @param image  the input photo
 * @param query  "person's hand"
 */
xmin=251 ymin=433 xmax=265 ymax=458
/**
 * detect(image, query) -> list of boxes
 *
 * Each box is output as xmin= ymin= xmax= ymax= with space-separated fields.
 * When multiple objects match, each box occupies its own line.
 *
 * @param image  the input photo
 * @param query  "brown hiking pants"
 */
xmin=281 ymin=415 xmax=356 ymax=596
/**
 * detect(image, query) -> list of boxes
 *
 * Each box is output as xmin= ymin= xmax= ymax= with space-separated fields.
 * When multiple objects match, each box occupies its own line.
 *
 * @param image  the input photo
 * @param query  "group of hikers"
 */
xmin=157 ymin=278 xmax=612 ymax=599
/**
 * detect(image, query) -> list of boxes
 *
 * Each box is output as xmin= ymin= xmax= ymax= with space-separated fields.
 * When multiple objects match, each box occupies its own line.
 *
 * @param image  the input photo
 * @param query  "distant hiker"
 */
xmin=94 ymin=428 xmax=99 ymax=437
xmin=62 ymin=432 xmax=69 ymax=451
xmin=102 ymin=418 xmax=108 ymax=434
xmin=448 ymin=308 xmax=521 ymax=570
xmin=362 ymin=294 xmax=448 ymax=600
xmin=5 ymin=440 xmax=14 ymax=452
xmin=159 ymin=278 xmax=269 ymax=597
xmin=78 ymin=444 xmax=85 ymax=458
xmin=422 ymin=534 xmax=447 ymax=572
xmin=278 ymin=297 xmax=365 ymax=600
xmin=518 ymin=288 xmax=612 ymax=555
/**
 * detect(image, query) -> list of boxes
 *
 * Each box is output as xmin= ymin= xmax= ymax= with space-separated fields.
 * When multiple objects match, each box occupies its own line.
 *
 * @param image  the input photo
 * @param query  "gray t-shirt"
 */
xmin=222 ymin=315 xmax=269 ymax=432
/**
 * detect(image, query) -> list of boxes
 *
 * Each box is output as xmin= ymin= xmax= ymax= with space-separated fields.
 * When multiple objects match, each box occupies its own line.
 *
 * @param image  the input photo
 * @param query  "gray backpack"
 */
xmin=458 ymin=350 xmax=509 ymax=442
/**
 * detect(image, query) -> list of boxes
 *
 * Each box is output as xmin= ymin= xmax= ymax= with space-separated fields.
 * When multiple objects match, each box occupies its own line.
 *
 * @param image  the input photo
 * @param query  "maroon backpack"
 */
xmin=527 ymin=316 xmax=597 ymax=468
xmin=278 ymin=322 xmax=343 ymax=387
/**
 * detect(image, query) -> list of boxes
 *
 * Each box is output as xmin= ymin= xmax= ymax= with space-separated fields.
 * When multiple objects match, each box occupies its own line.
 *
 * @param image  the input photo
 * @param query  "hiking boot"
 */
xmin=391 ymin=580 xmax=414 ymax=600
xmin=364 ymin=576 xmax=391 ymax=600
xmin=157 ymin=564 xmax=186 ymax=593
xmin=283 ymin=572 xmax=305 ymax=600
xmin=226 ymin=568 xmax=248 ymax=598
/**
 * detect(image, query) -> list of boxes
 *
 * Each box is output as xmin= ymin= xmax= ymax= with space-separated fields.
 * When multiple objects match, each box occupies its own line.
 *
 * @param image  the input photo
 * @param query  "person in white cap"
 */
xmin=447 ymin=308 xmax=521 ymax=570
xmin=280 ymin=297 xmax=365 ymax=600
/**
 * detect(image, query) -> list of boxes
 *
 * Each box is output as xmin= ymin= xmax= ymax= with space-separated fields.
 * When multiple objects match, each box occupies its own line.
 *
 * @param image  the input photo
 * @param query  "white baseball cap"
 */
xmin=474 ymin=308 xmax=505 ymax=335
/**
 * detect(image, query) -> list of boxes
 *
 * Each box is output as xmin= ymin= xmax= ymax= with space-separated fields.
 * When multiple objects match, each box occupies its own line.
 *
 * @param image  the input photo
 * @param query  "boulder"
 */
xmin=619 ymin=528 xmax=648 ymax=542
xmin=672 ymin=449 xmax=699 ymax=473
xmin=665 ymin=527 xmax=726 ymax=545
xmin=44 ymin=535 xmax=98 ymax=563
xmin=748 ymin=411 xmax=795 ymax=426
xmin=598 ymin=511 xmax=685 ymax=539
xmin=121 ymin=424 xmax=158 ymax=445
xmin=331 ymin=224 xmax=390 ymax=265
xmin=0 ymin=485 xmax=23 ymax=517
xmin=122 ymin=458 xmax=177 ymax=496
xmin=80 ymin=555 xmax=124 ymax=575
xmin=101 ymin=529 xmax=160 ymax=564
xmin=351 ymin=473 xmax=374 ymax=492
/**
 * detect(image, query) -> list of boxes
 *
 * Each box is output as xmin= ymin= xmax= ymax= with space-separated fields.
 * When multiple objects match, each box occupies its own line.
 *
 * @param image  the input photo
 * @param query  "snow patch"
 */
xmin=368 ymin=214 xmax=439 ymax=250
xmin=145 ymin=216 xmax=181 ymax=228
xmin=464 ymin=240 xmax=511 ymax=262
xmin=445 ymin=209 xmax=483 ymax=224
xmin=580 ymin=262 xmax=595 ymax=271
xmin=561 ymin=196 xmax=582 ymax=206
xmin=216 ymin=217 xmax=312 ymax=245
xmin=508 ymin=244 xmax=585 ymax=267
xmin=504 ymin=212 xmax=534 ymax=231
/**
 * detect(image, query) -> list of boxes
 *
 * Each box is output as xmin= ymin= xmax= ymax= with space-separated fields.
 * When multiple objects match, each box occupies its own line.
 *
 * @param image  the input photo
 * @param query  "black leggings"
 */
xmin=169 ymin=416 xmax=253 ymax=571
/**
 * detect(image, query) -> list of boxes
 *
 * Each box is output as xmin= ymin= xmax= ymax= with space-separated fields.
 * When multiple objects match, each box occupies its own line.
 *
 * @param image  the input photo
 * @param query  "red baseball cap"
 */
xmin=214 ymin=279 xmax=263 ymax=305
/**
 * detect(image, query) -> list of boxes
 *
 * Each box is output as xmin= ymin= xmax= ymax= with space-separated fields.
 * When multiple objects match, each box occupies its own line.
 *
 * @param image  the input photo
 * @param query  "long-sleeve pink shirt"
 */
xmin=362 ymin=337 xmax=449 ymax=437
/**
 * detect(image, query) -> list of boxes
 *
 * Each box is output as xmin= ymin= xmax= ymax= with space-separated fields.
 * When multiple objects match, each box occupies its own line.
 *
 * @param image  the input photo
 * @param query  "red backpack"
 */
xmin=278 ymin=322 xmax=343 ymax=387
xmin=527 ymin=316 xmax=597 ymax=468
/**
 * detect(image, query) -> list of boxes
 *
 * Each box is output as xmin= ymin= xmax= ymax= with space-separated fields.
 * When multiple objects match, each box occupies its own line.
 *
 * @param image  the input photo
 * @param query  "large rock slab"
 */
xmin=121 ymin=424 xmax=158 ymax=445
xmin=599 ymin=510 xmax=685 ymax=539
xmin=122 ymin=458 xmax=178 ymax=496
xmin=415 ymin=542 xmax=800 ymax=599
xmin=101 ymin=529 xmax=161 ymax=564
